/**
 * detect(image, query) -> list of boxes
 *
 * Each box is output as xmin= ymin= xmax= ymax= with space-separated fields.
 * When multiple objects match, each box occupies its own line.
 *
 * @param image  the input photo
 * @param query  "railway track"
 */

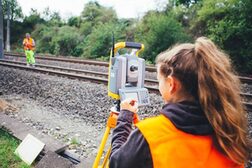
xmin=4 ymin=52 xmax=157 ymax=72
xmin=0 ymin=59 xmax=159 ymax=91
xmin=5 ymin=52 xmax=252 ymax=85
xmin=0 ymin=59 xmax=251 ymax=112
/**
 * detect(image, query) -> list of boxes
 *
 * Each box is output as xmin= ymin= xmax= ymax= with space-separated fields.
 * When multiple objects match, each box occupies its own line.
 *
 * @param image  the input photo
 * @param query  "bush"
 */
xmin=32 ymin=25 xmax=83 ymax=56
xmin=135 ymin=13 xmax=191 ymax=63
xmin=52 ymin=26 xmax=83 ymax=56
xmin=193 ymin=0 xmax=252 ymax=73
xmin=82 ymin=23 xmax=125 ymax=59
xmin=31 ymin=24 xmax=55 ymax=54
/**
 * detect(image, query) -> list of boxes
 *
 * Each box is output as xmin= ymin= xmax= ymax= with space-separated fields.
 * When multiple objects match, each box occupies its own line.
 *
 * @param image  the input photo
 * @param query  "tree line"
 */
xmin=2 ymin=0 xmax=252 ymax=74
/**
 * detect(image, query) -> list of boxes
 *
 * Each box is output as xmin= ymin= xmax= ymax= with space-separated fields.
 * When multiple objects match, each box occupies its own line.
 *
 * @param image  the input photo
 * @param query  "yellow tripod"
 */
xmin=92 ymin=104 xmax=139 ymax=168
xmin=92 ymin=107 xmax=119 ymax=168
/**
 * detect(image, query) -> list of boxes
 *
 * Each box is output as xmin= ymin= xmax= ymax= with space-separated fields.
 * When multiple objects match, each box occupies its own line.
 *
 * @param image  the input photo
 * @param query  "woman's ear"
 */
xmin=166 ymin=76 xmax=179 ymax=94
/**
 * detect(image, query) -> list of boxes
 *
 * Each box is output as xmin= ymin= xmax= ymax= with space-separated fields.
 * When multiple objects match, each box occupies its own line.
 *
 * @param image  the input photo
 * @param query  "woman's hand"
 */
xmin=120 ymin=99 xmax=138 ymax=113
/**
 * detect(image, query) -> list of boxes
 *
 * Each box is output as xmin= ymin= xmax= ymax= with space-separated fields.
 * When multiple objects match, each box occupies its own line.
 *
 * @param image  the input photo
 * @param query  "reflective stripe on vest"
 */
xmin=136 ymin=115 xmax=243 ymax=168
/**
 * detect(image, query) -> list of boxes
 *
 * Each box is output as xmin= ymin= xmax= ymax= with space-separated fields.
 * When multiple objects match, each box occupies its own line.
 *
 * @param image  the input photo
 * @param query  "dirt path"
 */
xmin=0 ymin=94 xmax=111 ymax=163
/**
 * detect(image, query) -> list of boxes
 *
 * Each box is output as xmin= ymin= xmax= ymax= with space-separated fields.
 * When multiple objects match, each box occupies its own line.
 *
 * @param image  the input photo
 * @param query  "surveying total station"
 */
xmin=108 ymin=41 xmax=150 ymax=107
xmin=92 ymin=41 xmax=150 ymax=168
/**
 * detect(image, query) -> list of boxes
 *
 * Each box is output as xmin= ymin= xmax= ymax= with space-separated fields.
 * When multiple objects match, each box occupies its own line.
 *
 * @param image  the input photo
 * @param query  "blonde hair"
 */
xmin=156 ymin=37 xmax=251 ymax=164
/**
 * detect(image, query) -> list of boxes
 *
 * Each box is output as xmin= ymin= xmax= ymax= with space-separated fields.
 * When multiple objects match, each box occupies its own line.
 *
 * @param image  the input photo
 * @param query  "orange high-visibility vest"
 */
xmin=136 ymin=115 xmax=243 ymax=168
xmin=23 ymin=38 xmax=35 ymax=51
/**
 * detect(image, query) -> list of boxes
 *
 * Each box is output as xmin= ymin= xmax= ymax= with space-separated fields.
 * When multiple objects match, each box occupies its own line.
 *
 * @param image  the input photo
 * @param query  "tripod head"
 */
xmin=108 ymin=41 xmax=150 ymax=107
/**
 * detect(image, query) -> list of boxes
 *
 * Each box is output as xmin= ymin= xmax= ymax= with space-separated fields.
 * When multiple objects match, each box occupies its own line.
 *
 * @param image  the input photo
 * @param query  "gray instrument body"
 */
xmin=108 ymin=53 xmax=150 ymax=106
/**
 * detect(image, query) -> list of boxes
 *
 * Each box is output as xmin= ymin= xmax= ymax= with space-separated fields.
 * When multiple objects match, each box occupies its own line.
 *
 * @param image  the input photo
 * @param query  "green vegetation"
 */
xmin=135 ymin=12 xmax=190 ymax=62
xmin=70 ymin=137 xmax=80 ymax=145
xmin=0 ymin=128 xmax=30 ymax=168
xmin=195 ymin=0 xmax=252 ymax=73
xmin=2 ymin=0 xmax=252 ymax=73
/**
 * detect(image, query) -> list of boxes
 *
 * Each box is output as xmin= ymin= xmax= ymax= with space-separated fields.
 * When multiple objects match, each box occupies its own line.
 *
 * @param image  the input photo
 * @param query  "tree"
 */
xmin=52 ymin=26 xmax=82 ymax=56
xmin=82 ymin=22 xmax=124 ymax=59
xmin=47 ymin=11 xmax=62 ymax=26
xmin=22 ymin=9 xmax=45 ymax=34
xmin=118 ymin=18 xmax=138 ymax=41
xmin=192 ymin=0 xmax=252 ymax=73
xmin=2 ymin=0 xmax=22 ymax=21
xmin=32 ymin=25 xmax=83 ymax=56
xmin=2 ymin=0 xmax=23 ymax=51
xmin=175 ymin=0 xmax=201 ymax=7
xmin=42 ymin=7 xmax=62 ymax=25
xmin=31 ymin=24 xmax=54 ymax=54
xmin=81 ymin=1 xmax=117 ymax=26
xmin=68 ymin=16 xmax=81 ymax=27
xmin=135 ymin=12 xmax=191 ymax=63
xmin=79 ymin=21 xmax=92 ymax=36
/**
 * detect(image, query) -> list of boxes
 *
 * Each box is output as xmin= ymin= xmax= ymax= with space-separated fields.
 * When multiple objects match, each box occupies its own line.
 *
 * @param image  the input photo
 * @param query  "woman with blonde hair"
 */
xmin=109 ymin=37 xmax=251 ymax=168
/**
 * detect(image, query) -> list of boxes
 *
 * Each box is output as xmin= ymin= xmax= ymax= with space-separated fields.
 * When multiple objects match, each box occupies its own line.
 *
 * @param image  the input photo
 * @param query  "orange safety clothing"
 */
xmin=23 ymin=38 xmax=35 ymax=51
xmin=136 ymin=115 xmax=244 ymax=168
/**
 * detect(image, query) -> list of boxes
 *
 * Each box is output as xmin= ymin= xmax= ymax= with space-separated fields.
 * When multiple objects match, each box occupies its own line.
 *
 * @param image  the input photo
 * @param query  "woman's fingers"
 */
xmin=120 ymin=98 xmax=138 ymax=113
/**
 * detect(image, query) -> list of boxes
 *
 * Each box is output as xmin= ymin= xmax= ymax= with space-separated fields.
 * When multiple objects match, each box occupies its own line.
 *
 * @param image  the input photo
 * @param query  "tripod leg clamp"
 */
xmin=107 ymin=112 xmax=118 ymax=128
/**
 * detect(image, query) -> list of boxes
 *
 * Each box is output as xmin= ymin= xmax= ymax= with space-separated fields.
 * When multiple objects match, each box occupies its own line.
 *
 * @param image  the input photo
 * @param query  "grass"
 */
xmin=0 ymin=128 xmax=30 ymax=168
xmin=70 ymin=137 xmax=80 ymax=145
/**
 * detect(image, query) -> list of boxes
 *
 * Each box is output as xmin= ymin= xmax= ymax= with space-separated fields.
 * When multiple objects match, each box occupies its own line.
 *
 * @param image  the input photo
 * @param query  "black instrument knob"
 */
xmin=130 ymin=65 xmax=138 ymax=71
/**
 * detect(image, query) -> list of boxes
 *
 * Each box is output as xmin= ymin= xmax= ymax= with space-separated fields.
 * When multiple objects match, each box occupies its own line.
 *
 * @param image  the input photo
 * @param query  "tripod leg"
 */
xmin=101 ymin=146 xmax=111 ymax=168
xmin=92 ymin=126 xmax=111 ymax=168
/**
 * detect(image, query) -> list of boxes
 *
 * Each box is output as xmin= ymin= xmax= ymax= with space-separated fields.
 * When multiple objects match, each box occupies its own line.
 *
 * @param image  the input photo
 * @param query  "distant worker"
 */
xmin=23 ymin=33 xmax=35 ymax=67
xmin=109 ymin=37 xmax=251 ymax=168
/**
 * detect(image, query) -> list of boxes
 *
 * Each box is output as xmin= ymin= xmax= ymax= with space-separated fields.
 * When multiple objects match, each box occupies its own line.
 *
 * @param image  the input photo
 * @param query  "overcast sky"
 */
xmin=17 ymin=0 xmax=168 ymax=19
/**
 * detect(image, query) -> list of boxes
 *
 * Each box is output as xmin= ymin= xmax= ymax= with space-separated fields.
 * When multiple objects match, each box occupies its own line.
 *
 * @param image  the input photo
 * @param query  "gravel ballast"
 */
xmin=0 ymin=65 xmax=163 ymax=161
xmin=0 ymin=65 xmax=163 ymax=124
xmin=5 ymin=55 xmax=251 ymax=95
xmin=0 ymin=65 xmax=251 ymax=167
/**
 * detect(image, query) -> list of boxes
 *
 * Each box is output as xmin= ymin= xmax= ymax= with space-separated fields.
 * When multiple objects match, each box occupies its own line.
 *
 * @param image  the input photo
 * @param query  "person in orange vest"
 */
xmin=23 ymin=33 xmax=36 ymax=67
xmin=109 ymin=37 xmax=251 ymax=168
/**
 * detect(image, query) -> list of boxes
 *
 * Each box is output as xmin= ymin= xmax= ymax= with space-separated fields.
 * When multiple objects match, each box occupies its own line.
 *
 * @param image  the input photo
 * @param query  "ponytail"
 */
xmin=156 ymin=37 xmax=252 ymax=164
xmin=195 ymin=37 xmax=251 ymax=164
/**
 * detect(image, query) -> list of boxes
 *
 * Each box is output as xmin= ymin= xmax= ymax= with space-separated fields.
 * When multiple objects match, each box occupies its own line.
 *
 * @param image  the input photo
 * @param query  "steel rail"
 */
xmin=0 ymin=59 xmax=156 ymax=83
xmin=0 ymin=60 xmax=108 ymax=84
xmin=1 ymin=59 xmax=251 ymax=101
xmin=0 ymin=59 xmax=108 ymax=77
xmin=5 ymin=52 xmax=252 ymax=84
xmin=5 ymin=52 xmax=109 ymax=66
xmin=0 ymin=60 xmax=251 ymax=112
xmin=5 ymin=52 xmax=157 ymax=72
